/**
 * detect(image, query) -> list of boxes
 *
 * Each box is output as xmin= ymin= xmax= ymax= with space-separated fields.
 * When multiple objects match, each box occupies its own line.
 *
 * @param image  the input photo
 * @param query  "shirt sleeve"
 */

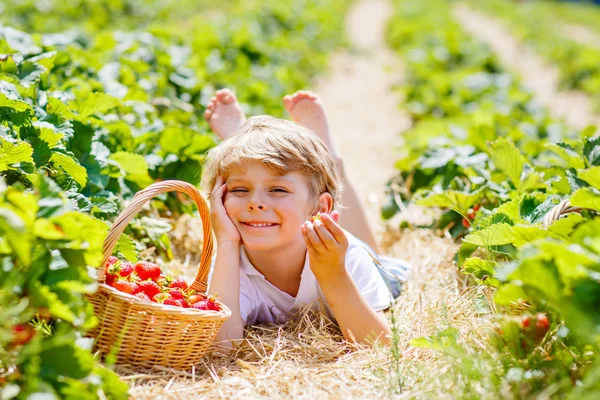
xmin=239 ymin=273 xmax=257 ymax=325
xmin=344 ymin=234 xmax=394 ymax=312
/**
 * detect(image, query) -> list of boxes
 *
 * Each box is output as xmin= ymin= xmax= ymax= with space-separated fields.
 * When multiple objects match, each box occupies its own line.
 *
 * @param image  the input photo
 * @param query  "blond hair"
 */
xmin=201 ymin=116 xmax=342 ymax=211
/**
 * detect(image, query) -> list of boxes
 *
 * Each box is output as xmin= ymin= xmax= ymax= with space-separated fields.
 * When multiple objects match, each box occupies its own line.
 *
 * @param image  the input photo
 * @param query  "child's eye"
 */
xmin=229 ymin=188 xmax=248 ymax=193
xmin=271 ymin=187 xmax=288 ymax=193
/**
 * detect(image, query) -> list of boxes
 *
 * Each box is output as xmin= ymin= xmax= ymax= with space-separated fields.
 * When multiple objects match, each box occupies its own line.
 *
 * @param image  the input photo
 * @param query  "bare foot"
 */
xmin=283 ymin=90 xmax=340 ymax=159
xmin=204 ymin=89 xmax=246 ymax=140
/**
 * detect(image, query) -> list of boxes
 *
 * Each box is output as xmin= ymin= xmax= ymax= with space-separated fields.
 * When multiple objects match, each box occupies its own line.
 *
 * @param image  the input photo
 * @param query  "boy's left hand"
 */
xmin=301 ymin=212 xmax=349 ymax=282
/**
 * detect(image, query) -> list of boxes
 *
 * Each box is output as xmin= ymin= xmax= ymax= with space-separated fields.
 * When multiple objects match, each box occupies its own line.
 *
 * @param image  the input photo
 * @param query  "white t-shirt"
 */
xmin=207 ymin=230 xmax=393 ymax=326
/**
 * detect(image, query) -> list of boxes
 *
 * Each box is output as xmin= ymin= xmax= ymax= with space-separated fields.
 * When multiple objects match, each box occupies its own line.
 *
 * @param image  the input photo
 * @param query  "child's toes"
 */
xmin=283 ymin=95 xmax=294 ymax=112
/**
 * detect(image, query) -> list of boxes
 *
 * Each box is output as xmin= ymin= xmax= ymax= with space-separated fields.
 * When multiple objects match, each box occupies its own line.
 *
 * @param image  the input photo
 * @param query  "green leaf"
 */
xmin=490 ymin=137 xmax=526 ymax=185
xmin=109 ymin=151 xmax=149 ymax=177
xmin=461 ymin=257 xmax=500 ymax=287
xmin=546 ymin=142 xmax=585 ymax=170
xmin=73 ymin=92 xmax=120 ymax=118
xmin=0 ymin=138 xmax=34 ymax=171
xmin=583 ymin=135 xmax=600 ymax=166
xmin=463 ymin=223 xmax=513 ymax=246
xmin=416 ymin=189 xmax=483 ymax=215
xmin=579 ymin=167 xmax=600 ymax=190
xmin=51 ymin=152 xmax=88 ymax=188
xmin=40 ymin=342 xmax=94 ymax=380
xmin=116 ymin=233 xmax=138 ymax=262
xmin=548 ymin=213 xmax=585 ymax=238
xmin=570 ymin=187 xmax=600 ymax=211
xmin=494 ymin=283 xmax=528 ymax=306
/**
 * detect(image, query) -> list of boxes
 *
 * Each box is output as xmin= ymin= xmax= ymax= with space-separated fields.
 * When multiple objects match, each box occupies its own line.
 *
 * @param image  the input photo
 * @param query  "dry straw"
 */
xmin=122 ymin=220 xmax=501 ymax=399
xmin=87 ymin=181 xmax=231 ymax=370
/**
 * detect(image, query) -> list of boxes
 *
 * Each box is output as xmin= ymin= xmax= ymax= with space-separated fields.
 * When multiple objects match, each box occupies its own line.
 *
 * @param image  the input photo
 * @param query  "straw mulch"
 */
xmin=116 ymin=208 xmax=499 ymax=399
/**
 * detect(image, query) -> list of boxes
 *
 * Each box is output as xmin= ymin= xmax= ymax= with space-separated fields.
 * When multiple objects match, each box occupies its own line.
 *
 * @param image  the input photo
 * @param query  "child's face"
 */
xmin=223 ymin=160 xmax=316 ymax=252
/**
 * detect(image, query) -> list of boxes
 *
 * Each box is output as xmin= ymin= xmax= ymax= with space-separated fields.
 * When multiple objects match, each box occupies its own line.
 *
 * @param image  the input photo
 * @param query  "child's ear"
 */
xmin=317 ymin=192 xmax=333 ymax=214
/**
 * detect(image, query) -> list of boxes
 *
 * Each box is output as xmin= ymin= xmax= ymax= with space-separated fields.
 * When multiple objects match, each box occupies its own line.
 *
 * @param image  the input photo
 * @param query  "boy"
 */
xmin=203 ymin=90 xmax=408 ymax=350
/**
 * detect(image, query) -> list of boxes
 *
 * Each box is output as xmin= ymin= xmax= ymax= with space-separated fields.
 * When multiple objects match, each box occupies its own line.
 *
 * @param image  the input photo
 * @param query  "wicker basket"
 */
xmin=87 ymin=180 xmax=231 ymax=370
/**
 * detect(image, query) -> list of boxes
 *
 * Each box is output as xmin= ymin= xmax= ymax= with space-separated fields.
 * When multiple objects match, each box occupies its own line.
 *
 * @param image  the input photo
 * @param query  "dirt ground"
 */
xmin=454 ymin=4 xmax=600 ymax=131
xmin=314 ymin=0 xmax=411 ymax=236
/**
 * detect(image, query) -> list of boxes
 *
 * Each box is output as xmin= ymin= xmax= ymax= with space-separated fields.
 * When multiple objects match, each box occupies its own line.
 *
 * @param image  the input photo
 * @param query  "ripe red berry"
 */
xmin=134 ymin=261 xmax=161 ymax=281
xmin=119 ymin=262 xmax=135 ymax=278
xmin=105 ymin=272 xmax=117 ymax=286
xmin=535 ymin=313 xmax=550 ymax=339
xmin=521 ymin=316 xmax=531 ymax=329
xmin=134 ymin=292 xmax=151 ymax=301
xmin=112 ymin=280 xmax=139 ymax=295
xmin=11 ymin=324 xmax=36 ymax=347
xmin=105 ymin=256 xmax=119 ymax=267
xmin=192 ymin=298 xmax=220 ymax=312
xmin=169 ymin=278 xmax=188 ymax=291
xmin=163 ymin=297 xmax=181 ymax=307
xmin=137 ymin=281 xmax=161 ymax=299
xmin=462 ymin=218 xmax=471 ymax=228
xmin=179 ymin=299 xmax=190 ymax=308
xmin=169 ymin=288 xmax=184 ymax=300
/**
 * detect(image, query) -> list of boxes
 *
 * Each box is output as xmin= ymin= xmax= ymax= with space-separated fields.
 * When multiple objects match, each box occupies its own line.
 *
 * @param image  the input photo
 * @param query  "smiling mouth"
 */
xmin=241 ymin=222 xmax=278 ymax=228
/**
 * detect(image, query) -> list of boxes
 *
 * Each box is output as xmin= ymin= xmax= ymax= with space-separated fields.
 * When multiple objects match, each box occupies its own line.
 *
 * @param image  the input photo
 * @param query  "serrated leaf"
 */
xmin=0 ymin=138 xmax=34 ymax=171
xmin=490 ymin=137 xmax=526 ymax=185
xmin=116 ymin=233 xmax=138 ymax=262
xmin=548 ymin=213 xmax=585 ymax=238
xmin=109 ymin=151 xmax=149 ymax=176
xmin=463 ymin=223 xmax=513 ymax=246
xmin=51 ymin=152 xmax=88 ymax=188
xmin=579 ymin=167 xmax=600 ymax=190
xmin=47 ymin=97 xmax=76 ymax=120
xmin=510 ymin=225 xmax=548 ymax=247
xmin=546 ymin=142 xmax=585 ymax=170
xmin=73 ymin=92 xmax=120 ymax=118
xmin=35 ymin=121 xmax=65 ymax=148
xmin=416 ymin=189 xmax=483 ymax=214
xmin=583 ymin=135 xmax=600 ymax=166
xmin=461 ymin=257 xmax=500 ymax=287
xmin=571 ymin=187 xmax=600 ymax=211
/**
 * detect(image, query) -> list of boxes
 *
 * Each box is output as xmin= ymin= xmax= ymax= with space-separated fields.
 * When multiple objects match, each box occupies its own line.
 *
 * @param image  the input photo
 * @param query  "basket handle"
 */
xmin=99 ymin=180 xmax=214 ymax=294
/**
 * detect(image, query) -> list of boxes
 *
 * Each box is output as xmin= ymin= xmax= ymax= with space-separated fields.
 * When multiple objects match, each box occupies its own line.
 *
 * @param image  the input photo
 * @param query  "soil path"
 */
xmin=454 ymin=4 xmax=600 ymax=131
xmin=313 ymin=0 xmax=411 ymax=237
xmin=563 ymin=24 xmax=600 ymax=50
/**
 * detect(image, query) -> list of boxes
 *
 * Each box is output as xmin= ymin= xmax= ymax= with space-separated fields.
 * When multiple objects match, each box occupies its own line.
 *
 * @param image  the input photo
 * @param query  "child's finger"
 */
xmin=320 ymin=213 xmax=348 ymax=246
xmin=313 ymin=220 xmax=337 ymax=249
xmin=304 ymin=222 xmax=324 ymax=253
xmin=330 ymin=210 xmax=340 ymax=224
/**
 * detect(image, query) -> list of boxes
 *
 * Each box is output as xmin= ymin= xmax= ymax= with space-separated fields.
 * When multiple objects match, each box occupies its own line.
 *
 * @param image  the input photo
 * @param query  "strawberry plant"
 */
xmin=386 ymin=0 xmax=600 ymax=396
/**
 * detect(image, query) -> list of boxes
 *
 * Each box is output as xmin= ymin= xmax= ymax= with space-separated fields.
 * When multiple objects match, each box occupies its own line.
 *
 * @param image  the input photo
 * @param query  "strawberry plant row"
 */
xmin=466 ymin=0 xmax=600 ymax=113
xmin=386 ymin=0 xmax=599 ymax=396
xmin=0 ymin=1 xmax=350 ymax=397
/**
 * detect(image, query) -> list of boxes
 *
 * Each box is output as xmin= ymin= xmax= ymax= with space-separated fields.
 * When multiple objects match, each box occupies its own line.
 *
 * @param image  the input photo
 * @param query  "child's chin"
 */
xmin=241 ymin=237 xmax=279 ymax=251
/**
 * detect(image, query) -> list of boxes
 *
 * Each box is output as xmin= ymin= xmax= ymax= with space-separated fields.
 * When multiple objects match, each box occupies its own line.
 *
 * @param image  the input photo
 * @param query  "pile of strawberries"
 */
xmin=103 ymin=256 xmax=220 ymax=311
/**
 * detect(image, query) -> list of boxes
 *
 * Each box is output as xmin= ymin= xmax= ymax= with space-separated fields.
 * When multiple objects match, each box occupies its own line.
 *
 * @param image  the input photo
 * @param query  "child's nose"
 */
xmin=247 ymin=193 xmax=267 ymax=211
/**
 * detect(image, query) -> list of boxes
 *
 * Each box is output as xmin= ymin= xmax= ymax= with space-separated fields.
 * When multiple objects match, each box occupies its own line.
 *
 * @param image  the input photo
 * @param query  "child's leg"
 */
xmin=283 ymin=91 xmax=381 ymax=254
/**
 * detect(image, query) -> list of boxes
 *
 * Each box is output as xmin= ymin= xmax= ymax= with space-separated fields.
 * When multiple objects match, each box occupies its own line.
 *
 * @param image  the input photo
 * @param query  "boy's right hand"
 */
xmin=210 ymin=177 xmax=241 ymax=245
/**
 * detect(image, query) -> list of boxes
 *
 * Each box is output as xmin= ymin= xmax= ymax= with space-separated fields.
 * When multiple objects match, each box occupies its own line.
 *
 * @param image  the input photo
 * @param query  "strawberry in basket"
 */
xmin=103 ymin=256 xmax=221 ymax=311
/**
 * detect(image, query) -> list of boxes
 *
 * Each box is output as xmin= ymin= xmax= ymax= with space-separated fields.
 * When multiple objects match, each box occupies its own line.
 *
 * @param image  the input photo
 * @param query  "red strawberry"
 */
xmin=105 ymin=272 xmax=117 ymax=286
xmin=135 ymin=292 xmax=151 ymax=301
xmin=134 ymin=261 xmax=161 ymax=281
xmin=137 ymin=281 xmax=161 ymax=299
xmin=163 ymin=297 xmax=181 ymax=307
xmin=119 ymin=261 xmax=135 ymax=278
xmin=10 ymin=324 xmax=36 ymax=347
xmin=462 ymin=218 xmax=471 ymax=228
xmin=179 ymin=299 xmax=190 ymax=308
xmin=192 ymin=297 xmax=220 ymax=312
xmin=521 ymin=316 xmax=531 ymax=329
xmin=169 ymin=288 xmax=184 ymax=300
xmin=169 ymin=278 xmax=188 ymax=291
xmin=112 ymin=280 xmax=139 ymax=295
xmin=188 ymin=294 xmax=204 ymax=304
xmin=105 ymin=256 xmax=119 ymax=267
xmin=535 ymin=313 xmax=550 ymax=339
